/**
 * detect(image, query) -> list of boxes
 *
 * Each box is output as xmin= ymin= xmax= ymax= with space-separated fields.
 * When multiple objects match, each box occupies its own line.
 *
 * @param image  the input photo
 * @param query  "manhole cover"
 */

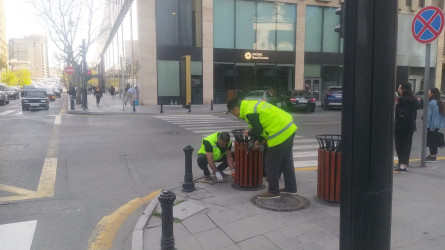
xmin=231 ymin=183 xmax=265 ymax=191
xmin=251 ymin=194 xmax=310 ymax=212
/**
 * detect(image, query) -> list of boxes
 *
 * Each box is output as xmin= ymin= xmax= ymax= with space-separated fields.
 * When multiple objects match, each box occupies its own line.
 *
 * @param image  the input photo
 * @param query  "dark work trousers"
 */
xmin=265 ymin=133 xmax=297 ymax=195
xmin=394 ymin=129 xmax=414 ymax=165
xmin=428 ymin=129 xmax=439 ymax=155
xmin=197 ymin=153 xmax=232 ymax=176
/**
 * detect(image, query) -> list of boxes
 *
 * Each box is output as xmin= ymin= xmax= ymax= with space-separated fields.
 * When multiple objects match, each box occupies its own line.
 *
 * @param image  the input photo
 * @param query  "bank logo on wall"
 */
xmin=244 ymin=51 xmax=269 ymax=60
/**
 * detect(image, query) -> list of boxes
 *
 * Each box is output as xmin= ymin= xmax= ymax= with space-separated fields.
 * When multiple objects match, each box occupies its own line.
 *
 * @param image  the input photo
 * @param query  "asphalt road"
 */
xmin=0 ymin=95 xmax=344 ymax=250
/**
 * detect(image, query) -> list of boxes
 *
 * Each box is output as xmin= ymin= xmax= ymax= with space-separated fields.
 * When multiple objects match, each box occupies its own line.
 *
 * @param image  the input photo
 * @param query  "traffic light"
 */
xmin=79 ymin=45 xmax=86 ymax=58
xmin=87 ymin=69 xmax=92 ymax=80
xmin=334 ymin=3 xmax=345 ymax=38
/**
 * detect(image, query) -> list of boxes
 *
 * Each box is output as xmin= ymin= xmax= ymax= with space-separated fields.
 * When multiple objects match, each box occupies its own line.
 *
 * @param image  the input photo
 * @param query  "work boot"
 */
xmin=279 ymin=188 xmax=298 ymax=195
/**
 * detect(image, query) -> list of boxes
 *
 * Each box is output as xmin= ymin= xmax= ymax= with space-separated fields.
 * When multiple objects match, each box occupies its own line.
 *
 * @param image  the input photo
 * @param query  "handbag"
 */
xmin=439 ymin=131 xmax=445 ymax=149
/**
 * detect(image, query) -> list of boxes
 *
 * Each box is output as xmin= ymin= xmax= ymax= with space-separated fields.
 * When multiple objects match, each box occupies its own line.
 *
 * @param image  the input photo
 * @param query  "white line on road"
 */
xmin=54 ymin=115 xmax=61 ymax=125
xmin=293 ymin=144 xmax=319 ymax=150
xmin=0 ymin=110 xmax=15 ymax=115
xmin=0 ymin=220 xmax=37 ymax=250
xmin=293 ymin=151 xmax=318 ymax=158
xmin=11 ymin=103 xmax=21 ymax=108
xmin=304 ymin=122 xmax=341 ymax=125
xmin=294 ymin=139 xmax=318 ymax=143
xmin=294 ymin=160 xmax=318 ymax=168
xmin=16 ymin=111 xmax=23 ymax=115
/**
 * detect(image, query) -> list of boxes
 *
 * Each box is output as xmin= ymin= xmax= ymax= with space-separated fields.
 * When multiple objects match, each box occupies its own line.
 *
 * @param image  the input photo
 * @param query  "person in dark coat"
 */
xmin=394 ymin=82 xmax=418 ymax=173
xmin=110 ymin=85 xmax=115 ymax=96
xmin=94 ymin=86 xmax=103 ymax=107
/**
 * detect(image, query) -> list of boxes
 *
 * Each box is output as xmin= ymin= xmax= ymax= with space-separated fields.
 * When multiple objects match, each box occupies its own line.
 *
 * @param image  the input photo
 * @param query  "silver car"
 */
xmin=0 ymin=83 xmax=10 ymax=105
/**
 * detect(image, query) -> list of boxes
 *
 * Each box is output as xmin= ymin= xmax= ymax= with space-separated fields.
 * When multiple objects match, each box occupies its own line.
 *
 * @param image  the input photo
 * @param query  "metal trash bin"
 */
xmin=316 ymin=134 xmax=342 ymax=204
xmin=231 ymin=129 xmax=264 ymax=191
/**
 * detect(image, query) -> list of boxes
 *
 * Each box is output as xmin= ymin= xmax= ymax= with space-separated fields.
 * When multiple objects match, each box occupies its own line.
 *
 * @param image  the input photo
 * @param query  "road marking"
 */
xmin=294 ymin=160 xmax=318 ymax=168
xmin=88 ymin=190 xmax=161 ymax=250
xmin=0 ymin=110 xmax=15 ymax=115
xmin=0 ymin=220 xmax=37 ymax=250
xmin=11 ymin=103 xmax=22 ymax=108
xmin=293 ymin=151 xmax=318 ymax=157
xmin=304 ymin=122 xmax=341 ymax=125
xmin=16 ymin=111 xmax=23 ymax=115
xmin=54 ymin=115 xmax=61 ymax=125
xmin=37 ymin=158 xmax=58 ymax=197
xmin=293 ymin=144 xmax=319 ymax=150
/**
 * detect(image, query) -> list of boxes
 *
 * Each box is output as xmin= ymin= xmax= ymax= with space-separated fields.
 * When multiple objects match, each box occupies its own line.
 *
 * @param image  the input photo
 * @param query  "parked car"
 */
xmin=321 ymin=86 xmax=342 ymax=110
xmin=0 ymin=83 xmax=10 ymax=105
xmin=281 ymin=90 xmax=316 ymax=112
xmin=53 ymin=88 xmax=62 ymax=98
xmin=45 ymin=88 xmax=56 ymax=101
xmin=6 ymin=87 xmax=20 ymax=99
xmin=243 ymin=89 xmax=278 ymax=106
xmin=21 ymin=85 xmax=35 ymax=97
xmin=21 ymin=89 xmax=49 ymax=111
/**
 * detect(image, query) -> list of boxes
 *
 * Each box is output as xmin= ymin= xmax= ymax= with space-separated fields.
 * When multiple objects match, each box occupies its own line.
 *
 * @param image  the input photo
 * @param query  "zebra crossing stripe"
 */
xmin=0 ymin=220 xmax=37 ymax=250
xmin=293 ymin=144 xmax=319 ymax=150
xmin=293 ymin=151 xmax=318 ymax=158
xmin=294 ymin=160 xmax=318 ymax=168
xmin=0 ymin=110 xmax=15 ymax=115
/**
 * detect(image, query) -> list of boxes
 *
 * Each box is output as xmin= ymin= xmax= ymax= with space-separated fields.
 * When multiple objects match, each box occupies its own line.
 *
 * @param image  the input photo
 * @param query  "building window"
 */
xmin=157 ymin=60 xmax=180 ymax=96
xmin=305 ymin=6 xmax=341 ymax=53
xmin=156 ymin=0 xmax=202 ymax=47
xmin=214 ymin=0 xmax=296 ymax=51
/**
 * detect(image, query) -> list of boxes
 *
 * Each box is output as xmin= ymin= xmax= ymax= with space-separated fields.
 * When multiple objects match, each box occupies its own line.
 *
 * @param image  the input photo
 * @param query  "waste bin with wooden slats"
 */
xmin=316 ymin=134 xmax=342 ymax=204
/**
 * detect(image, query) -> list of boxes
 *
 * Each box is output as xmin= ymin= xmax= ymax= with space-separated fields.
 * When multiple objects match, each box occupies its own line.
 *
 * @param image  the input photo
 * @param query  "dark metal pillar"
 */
xmin=182 ymin=145 xmax=195 ymax=192
xmin=340 ymin=1 xmax=397 ymax=249
xmin=158 ymin=190 xmax=176 ymax=250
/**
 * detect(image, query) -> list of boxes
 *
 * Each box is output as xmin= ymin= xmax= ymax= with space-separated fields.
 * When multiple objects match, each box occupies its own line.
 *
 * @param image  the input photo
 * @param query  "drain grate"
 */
xmin=251 ymin=194 xmax=311 ymax=212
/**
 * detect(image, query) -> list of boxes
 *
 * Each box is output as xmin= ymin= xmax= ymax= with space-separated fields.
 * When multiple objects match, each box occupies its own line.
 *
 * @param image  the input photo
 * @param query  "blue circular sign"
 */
xmin=412 ymin=6 xmax=445 ymax=44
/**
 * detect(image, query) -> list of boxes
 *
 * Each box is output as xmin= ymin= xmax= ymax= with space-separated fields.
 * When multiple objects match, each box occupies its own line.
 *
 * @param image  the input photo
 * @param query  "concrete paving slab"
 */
xmin=220 ymin=215 xmax=284 ymax=243
xmin=173 ymin=200 xmax=206 ymax=220
xmin=237 ymin=235 xmax=280 ymax=250
xmin=193 ymin=228 xmax=235 ymax=249
xmin=182 ymin=214 xmax=217 ymax=234
xmin=173 ymin=234 xmax=204 ymax=250
xmin=314 ymin=237 xmax=339 ymax=250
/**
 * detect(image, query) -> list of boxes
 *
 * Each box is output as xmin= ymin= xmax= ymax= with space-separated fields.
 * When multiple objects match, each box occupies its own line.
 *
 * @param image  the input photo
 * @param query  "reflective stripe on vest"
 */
xmin=268 ymin=121 xmax=294 ymax=139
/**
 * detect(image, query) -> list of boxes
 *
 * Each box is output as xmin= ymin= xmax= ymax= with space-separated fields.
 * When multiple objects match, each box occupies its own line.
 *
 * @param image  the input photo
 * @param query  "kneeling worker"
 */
xmin=197 ymin=132 xmax=235 ymax=183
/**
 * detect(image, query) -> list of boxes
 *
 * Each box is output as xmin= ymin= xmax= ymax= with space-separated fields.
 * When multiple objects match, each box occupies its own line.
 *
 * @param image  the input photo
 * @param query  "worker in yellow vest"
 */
xmin=227 ymin=98 xmax=298 ymax=199
xmin=197 ymin=132 xmax=235 ymax=184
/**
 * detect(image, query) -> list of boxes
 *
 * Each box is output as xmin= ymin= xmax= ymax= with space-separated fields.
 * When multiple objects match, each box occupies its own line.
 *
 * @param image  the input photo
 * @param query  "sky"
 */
xmin=4 ymin=0 xmax=102 ymax=68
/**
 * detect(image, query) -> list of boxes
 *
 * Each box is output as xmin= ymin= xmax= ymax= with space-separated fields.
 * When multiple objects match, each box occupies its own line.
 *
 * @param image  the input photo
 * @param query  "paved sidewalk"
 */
xmin=139 ymin=159 xmax=445 ymax=250
xmin=65 ymin=93 xmax=226 ymax=115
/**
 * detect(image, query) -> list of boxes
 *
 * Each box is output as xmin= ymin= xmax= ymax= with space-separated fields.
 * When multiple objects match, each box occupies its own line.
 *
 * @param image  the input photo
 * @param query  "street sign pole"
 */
xmin=411 ymin=6 xmax=444 ymax=167
xmin=421 ymin=43 xmax=431 ymax=167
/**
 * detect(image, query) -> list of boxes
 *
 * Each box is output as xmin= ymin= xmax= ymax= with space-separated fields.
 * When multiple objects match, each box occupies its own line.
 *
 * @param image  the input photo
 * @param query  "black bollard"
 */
xmin=160 ymin=104 xmax=164 ymax=113
xmin=210 ymin=100 xmax=213 ymax=111
xmin=182 ymin=145 xmax=196 ymax=192
xmin=158 ymin=190 xmax=176 ymax=250
xmin=188 ymin=102 xmax=191 ymax=113
xmin=133 ymin=100 xmax=136 ymax=112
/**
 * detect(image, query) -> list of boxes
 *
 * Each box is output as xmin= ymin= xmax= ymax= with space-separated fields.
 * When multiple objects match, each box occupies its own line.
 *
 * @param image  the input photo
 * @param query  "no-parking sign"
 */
xmin=412 ymin=6 xmax=444 ymax=44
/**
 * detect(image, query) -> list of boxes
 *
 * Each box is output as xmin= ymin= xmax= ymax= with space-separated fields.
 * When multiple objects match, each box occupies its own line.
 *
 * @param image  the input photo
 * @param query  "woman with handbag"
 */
xmin=426 ymin=88 xmax=445 ymax=162
xmin=394 ymin=82 xmax=418 ymax=173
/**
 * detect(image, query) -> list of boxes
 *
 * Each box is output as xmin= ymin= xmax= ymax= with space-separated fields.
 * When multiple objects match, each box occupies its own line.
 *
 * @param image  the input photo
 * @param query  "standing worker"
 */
xmin=94 ymin=86 xmax=103 ymax=107
xmin=125 ymin=86 xmax=136 ymax=106
xmin=197 ymin=132 xmax=235 ymax=184
xmin=227 ymin=98 xmax=298 ymax=199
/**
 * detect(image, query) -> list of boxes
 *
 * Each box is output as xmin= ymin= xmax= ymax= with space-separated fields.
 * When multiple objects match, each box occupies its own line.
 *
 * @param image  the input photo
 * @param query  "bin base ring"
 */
xmin=313 ymin=195 xmax=340 ymax=207
xmin=231 ymin=183 xmax=265 ymax=191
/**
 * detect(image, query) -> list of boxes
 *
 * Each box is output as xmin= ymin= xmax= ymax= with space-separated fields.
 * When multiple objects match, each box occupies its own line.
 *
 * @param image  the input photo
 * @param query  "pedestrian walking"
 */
xmin=426 ymin=87 xmax=445 ymax=162
xmin=394 ymin=82 xmax=418 ymax=173
xmin=197 ymin=132 xmax=235 ymax=184
xmin=94 ymin=86 xmax=102 ymax=107
xmin=227 ymin=98 xmax=298 ymax=199
xmin=110 ymin=85 xmax=115 ymax=96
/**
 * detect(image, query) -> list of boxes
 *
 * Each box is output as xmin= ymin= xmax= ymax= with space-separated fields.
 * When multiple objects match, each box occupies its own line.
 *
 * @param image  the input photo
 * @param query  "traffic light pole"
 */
xmin=81 ymin=39 xmax=88 ymax=110
xmin=340 ymin=1 xmax=397 ymax=249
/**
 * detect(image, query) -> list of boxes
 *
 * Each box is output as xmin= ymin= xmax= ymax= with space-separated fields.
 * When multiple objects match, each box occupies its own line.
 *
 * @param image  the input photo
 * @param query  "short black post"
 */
xmin=133 ymin=100 xmax=136 ymax=112
xmin=210 ymin=100 xmax=213 ymax=111
xmin=158 ymin=190 xmax=176 ymax=250
xmin=188 ymin=102 xmax=191 ymax=113
xmin=182 ymin=145 xmax=196 ymax=192
xmin=160 ymin=104 xmax=164 ymax=113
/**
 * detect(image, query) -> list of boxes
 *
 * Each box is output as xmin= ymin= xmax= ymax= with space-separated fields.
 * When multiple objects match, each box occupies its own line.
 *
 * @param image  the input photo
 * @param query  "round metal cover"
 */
xmin=251 ymin=194 xmax=311 ymax=212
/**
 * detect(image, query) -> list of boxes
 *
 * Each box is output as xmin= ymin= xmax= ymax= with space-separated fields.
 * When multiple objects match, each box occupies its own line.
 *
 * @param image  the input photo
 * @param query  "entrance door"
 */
xmin=304 ymin=78 xmax=321 ymax=100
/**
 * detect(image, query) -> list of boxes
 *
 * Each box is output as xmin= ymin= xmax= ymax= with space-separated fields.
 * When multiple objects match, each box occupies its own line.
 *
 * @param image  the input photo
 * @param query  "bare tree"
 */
xmin=29 ymin=0 xmax=108 ymax=74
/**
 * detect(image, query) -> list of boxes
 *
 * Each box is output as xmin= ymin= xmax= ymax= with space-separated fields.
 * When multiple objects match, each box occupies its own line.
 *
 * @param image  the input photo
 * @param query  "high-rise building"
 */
xmin=8 ymin=35 xmax=49 ymax=79
xmin=0 ymin=0 xmax=8 ymax=71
